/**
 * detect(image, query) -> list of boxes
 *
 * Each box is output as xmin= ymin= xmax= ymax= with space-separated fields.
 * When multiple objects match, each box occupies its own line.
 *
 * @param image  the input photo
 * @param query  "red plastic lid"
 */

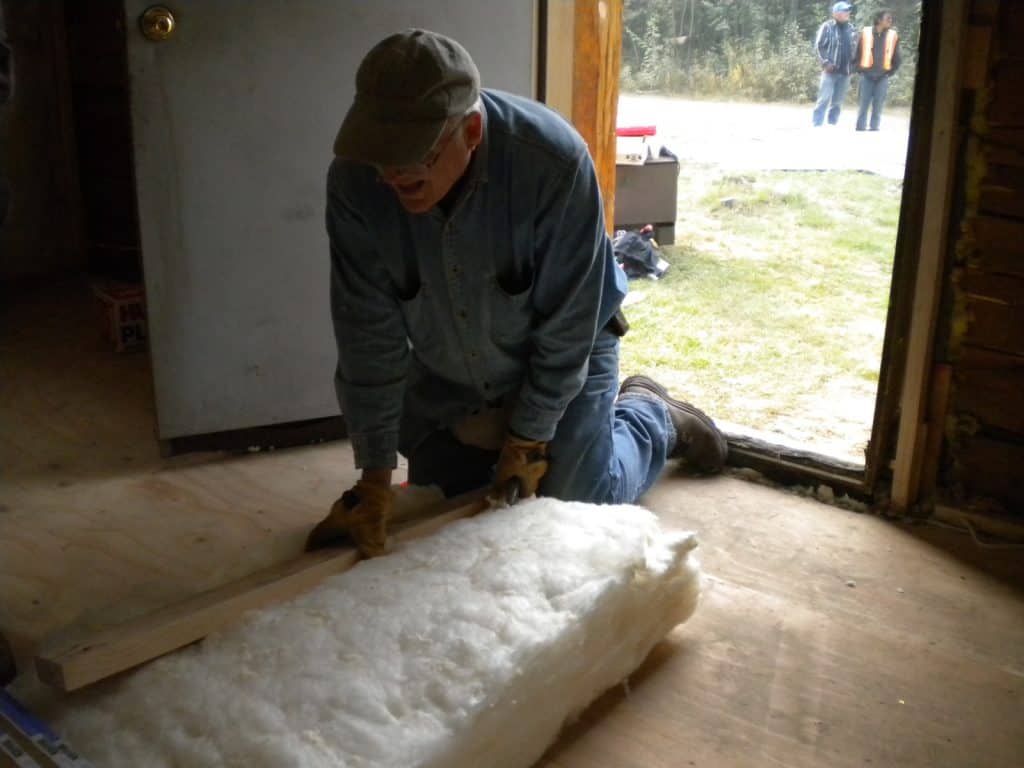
xmin=615 ymin=125 xmax=657 ymax=137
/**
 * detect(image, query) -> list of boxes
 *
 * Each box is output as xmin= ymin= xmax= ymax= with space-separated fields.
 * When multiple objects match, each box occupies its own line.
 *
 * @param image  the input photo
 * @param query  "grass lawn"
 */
xmin=618 ymin=167 xmax=902 ymax=464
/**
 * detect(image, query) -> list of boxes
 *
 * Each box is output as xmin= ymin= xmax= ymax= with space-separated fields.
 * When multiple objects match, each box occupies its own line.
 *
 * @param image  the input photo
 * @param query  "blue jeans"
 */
xmin=812 ymin=72 xmax=851 ymax=126
xmin=407 ymin=329 xmax=675 ymax=503
xmin=856 ymin=75 xmax=889 ymax=130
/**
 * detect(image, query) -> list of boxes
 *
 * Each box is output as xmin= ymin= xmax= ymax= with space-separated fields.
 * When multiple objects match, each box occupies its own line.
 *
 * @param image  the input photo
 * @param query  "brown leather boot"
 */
xmin=618 ymin=375 xmax=728 ymax=473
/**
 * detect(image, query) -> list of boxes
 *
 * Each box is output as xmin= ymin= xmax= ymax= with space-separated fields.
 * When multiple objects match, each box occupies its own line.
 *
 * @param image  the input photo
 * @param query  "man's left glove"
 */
xmin=491 ymin=434 xmax=549 ymax=505
xmin=305 ymin=478 xmax=394 ymax=557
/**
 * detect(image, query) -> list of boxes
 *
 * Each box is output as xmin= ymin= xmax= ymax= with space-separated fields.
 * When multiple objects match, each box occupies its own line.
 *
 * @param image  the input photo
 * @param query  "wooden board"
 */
xmin=890 ymin=0 xmax=969 ymax=512
xmin=572 ymin=0 xmax=622 ymax=235
xmin=934 ymin=502 xmax=1024 ymax=541
xmin=989 ymin=60 xmax=1024 ymax=125
xmin=919 ymin=363 xmax=953 ymax=497
xmin=963 ymin=266 xmax=1024 ymax=304
xmin=963 ymin=24 xmax=992 ymax=89
xmin=982 ymin=128 xmax=1024 ymax=169
xmin=34 ymin=491 xmax=489 ymax=692
xmin=954 ymin=346 xmax=1024 ymax=435
xmin=957 ymin=435 xmax=1024 ymax=508
xmin=995 ymin=0 xmax=1024 ymax=42
xmin=964 ymin=297 xmax=1024 ymax=356
xmin=970 ymin=215 xmax=1024 ymax=276
xmin=543 ymin=0 xmax=575 ymax=120
xmin=978 ymin=162 xmax=1024 ymax=218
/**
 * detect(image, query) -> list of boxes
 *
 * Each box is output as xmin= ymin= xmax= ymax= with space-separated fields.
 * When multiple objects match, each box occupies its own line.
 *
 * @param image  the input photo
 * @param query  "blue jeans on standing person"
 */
xmin=407 ymin=328 xmax=676 ymax=504
xmin=856 ymin=75 xmax=890 ymax=131
xmin=812 ymin=72 xmax=852 ymax=126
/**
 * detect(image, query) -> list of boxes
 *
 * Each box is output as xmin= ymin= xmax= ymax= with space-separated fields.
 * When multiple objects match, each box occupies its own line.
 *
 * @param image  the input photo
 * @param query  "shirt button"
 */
xmin=458 ymin=310 xmax=468 ymax=320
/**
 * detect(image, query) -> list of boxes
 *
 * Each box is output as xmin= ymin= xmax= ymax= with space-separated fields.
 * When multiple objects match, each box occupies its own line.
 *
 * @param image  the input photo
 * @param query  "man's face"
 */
xmin=833 ymin=10 xmax=851 ymax=23
xmin=880 ymin=13 xmax=893 ymax=29
xmin=377 ymin=113 xmax=482 ymax=214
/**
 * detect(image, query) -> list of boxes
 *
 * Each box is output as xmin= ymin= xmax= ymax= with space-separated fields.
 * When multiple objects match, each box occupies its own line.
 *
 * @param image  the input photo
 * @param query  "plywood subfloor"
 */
xmin=3 ymin=282 xmax=1023 ymax=767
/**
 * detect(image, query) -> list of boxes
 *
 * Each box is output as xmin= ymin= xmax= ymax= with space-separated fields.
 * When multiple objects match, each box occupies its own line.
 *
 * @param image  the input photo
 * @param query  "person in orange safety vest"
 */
xmin=854 ymin=10 xmax=902 ymax=131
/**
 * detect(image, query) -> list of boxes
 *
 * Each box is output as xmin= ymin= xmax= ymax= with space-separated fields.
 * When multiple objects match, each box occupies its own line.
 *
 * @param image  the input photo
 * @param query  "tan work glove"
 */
xmin=490 ymin=434 xmax=549 ymax=506
xmin=305 ymin=478 xmax=394 ymax=557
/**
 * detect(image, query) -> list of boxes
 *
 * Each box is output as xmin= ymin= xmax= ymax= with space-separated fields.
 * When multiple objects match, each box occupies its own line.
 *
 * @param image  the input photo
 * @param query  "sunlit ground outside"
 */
xmin=616 ymin=96 xmax=909 ymax=464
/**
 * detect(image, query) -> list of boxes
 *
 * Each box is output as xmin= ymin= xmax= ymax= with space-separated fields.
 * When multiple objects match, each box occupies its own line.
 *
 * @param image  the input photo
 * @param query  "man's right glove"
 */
xmin=490 ymin=434 xmax=549 ymax=506
xmin=305 ymin=478 xmax=394 ymax=557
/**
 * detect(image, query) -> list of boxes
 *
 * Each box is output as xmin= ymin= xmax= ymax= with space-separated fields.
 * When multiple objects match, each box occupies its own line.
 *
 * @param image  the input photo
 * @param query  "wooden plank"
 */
xmin=919 ymin=363 xmax=953 ymax=497
xmin=964 ymin=297 xmax=1024 ymax=356
xmin=968 ymin=0 xmax=999 ymax=25
xmin=954 ymin=346 xmax=1024 ymax=434
xmin=971 ymin=215 xmax=1024 ymax=276
xmin=963 ymin=24 xmax=992 ymax=89
xmin=934 ymin=503 xmax=1024 ymax=540
xmin=970 ymin=255 xmax=1024 ymax=281
xmin=957 ymin=436 xmax=1024 ymax=508
xmin=543 ymin=0 xmax=575 ymax=120
xmin=963 ymin=266 xmax=1024 ymax=304
xmin=981 ymin=129 xmax=1024 ymax=169
xmin=35 ymin=491 xmax=489 ymax=692
xmin=978 ymin=161 xmax=1024 ymax=219
xmin=572 ymin=0 xmax=623 ymax=235
xmin=984 ymin=127 xmax=1024 ymax=148
xmin=973 ymin=212 xmax=1024 ymax=249
xmin=994 ymin=0 xmax=1024 ymax=49
xmin=989 ymin=60 xmax=1024 ymax=125
xmin=891 ymin=0 xmax=970 ymax=513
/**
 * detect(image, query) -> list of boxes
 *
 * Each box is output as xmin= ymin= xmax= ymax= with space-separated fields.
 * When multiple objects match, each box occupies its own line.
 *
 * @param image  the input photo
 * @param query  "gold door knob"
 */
xmin=140 ymin=6 xmax=175 ymax=41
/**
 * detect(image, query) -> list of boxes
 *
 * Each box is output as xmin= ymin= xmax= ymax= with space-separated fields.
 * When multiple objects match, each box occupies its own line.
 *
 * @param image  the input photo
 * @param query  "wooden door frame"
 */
xmin=883 ymin=0 xmax=969 ymax=512
xmin=540 ymin=0 xmax=621 ymax=235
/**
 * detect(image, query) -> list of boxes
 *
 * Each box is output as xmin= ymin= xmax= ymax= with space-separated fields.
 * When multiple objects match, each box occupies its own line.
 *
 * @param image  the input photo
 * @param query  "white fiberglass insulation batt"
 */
xmin=49 ymin=499 xmax=702 ymax=767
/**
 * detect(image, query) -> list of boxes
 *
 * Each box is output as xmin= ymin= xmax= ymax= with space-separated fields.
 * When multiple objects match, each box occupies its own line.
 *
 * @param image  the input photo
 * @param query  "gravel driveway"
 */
xmin=618 ymin=95 xmax=910 ymax=179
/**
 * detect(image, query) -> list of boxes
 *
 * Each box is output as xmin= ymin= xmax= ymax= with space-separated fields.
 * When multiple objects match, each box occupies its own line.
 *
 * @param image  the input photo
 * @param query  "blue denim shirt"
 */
xmin=326 ymin=89 xmax=627 ymax=469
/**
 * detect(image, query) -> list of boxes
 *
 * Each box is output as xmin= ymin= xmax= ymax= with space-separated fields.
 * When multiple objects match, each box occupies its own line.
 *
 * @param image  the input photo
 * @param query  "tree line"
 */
xmin=621 ymin=0 xmax=922 ymax=105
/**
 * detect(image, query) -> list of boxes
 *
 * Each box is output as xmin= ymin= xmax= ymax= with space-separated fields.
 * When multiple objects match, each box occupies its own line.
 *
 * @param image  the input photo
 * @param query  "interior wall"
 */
xmin=0 ymin=0 xmax=84 ymax=284
xmin=937 ymin=0 xmax=1024 ymax=513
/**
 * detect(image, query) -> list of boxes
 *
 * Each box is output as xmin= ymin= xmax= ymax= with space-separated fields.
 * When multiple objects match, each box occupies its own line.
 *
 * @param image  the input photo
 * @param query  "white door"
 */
xmin=124 ymin=1 xmax=537 ymax=439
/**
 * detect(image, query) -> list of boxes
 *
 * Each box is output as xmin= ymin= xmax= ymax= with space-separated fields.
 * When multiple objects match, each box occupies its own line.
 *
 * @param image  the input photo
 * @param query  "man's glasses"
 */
xmin=374 ymin=118 xmax=465 ymax=179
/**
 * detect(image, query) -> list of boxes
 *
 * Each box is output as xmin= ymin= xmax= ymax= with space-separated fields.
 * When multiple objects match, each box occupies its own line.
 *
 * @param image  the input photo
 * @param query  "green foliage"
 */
xmin=621 ymin=0 xmax=922 ymax=105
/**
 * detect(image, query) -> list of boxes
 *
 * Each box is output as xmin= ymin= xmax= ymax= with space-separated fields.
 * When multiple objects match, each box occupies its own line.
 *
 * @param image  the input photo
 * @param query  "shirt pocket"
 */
xmin=489 ymin=276 xmax=533 ymax=349
xmin=400 ymin=282 xmax=439 ymax=352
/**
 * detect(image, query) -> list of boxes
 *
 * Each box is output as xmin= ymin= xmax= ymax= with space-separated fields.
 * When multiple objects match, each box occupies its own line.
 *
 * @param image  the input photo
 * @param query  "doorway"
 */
xmin=614 ymin=1 xmax=922 ymax=476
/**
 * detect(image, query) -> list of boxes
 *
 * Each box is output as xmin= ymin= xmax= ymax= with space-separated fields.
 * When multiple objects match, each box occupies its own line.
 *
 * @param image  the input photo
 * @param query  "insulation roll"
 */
xmin=48 ymin=499 xmax=702 ymax=767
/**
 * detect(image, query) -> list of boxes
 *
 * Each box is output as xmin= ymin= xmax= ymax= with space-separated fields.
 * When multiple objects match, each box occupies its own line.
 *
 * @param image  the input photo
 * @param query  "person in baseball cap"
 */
xmin=310 ymin=28 xmax=728 ymax=559
xmin=333 ymin=29 xmax=480 ymax=168
xmin=812 ymin=1 xmax=858 ymax=125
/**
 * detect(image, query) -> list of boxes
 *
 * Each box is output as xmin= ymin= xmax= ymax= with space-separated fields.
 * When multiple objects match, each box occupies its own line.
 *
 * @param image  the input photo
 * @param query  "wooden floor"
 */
xmin=3 ymin=282 xmax=1023 ymax=767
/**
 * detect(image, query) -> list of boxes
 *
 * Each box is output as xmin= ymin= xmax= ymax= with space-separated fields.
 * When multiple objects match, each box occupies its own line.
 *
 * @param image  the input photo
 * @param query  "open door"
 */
xmin=123 ymin=1 xmax=538 ymax=443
